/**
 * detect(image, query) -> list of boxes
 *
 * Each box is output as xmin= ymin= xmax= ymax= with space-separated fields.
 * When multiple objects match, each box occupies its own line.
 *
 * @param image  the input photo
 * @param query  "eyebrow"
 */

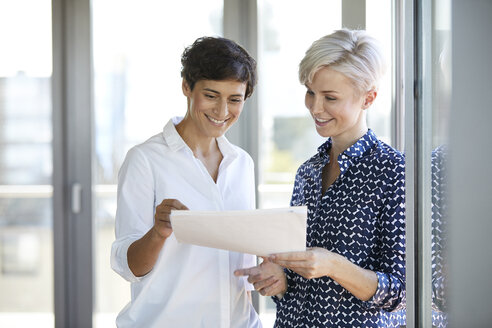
xmin=203 ymin=88 xmax=220 ymax=94
xmin=305 ymin=85 xmax=339 ymax=94
xmin=203 ymin=88 xmax=244 ymax=98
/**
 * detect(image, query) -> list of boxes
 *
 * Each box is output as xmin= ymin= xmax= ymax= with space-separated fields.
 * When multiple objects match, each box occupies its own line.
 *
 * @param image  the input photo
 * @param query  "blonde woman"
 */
xmin=236 ymin=29 xmax=406 ymax=327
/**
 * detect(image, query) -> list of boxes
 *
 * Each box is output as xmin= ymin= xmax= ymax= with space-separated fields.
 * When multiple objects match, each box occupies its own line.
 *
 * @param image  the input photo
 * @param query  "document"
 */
xmin=170 ymin=206 xmax=307 ymax=256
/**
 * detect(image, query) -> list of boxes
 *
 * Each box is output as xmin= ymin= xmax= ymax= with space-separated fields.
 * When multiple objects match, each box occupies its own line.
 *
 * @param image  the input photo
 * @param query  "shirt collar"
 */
xmin=163 ymin=117 xmax=188 ymax=152
xmin=317 ymin=129 xmax=379 ymax=160
xmin=162 ymin=116 xmax=239 ymax=160
xmin=342 ymin=129 xmax=379 ymax=158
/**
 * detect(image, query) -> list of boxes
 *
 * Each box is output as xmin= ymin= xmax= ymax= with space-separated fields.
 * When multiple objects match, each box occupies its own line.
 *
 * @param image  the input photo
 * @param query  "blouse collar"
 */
xmin=162 ymin=116 xmax=238 ymax=160
xmin=317 ymin=129 xmax=379 ymax=160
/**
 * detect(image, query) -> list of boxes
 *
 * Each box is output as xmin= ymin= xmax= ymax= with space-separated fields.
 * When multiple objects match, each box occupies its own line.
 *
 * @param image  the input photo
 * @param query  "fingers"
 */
xmin=269 ymin=251 xmax=310 ymax=262
xmin=234 ymin=266 xmax=259 ymax=277
xmin=234 ymin=266 xmax=272 ymax=286
xmin=157 ymin=199 xmax=189 ymax=211
xmin=259 ymin=279 xmax=283 ymax=297
xmin=253 ymin=275 xmax=277 ymax=291
xmin=236 ymin=268 xmax=279 ymax=295
xmin=155 ymin=199 xmax=188 ymax=225
xmin=273 ymin=260 xmax=308 ymax=270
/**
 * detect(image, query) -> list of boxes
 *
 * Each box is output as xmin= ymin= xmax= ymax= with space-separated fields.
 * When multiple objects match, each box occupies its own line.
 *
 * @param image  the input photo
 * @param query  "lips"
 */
xmin=314 ymin=117 xmax=333 ymax=126
xmin=205 ymin=114 xmax=229 ymax=125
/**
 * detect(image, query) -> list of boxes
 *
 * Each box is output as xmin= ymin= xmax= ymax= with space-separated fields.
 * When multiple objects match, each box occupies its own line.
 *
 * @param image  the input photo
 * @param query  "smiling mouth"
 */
xmin=314 ymin=117 xmax=333 ymax=124
xmin=205 ymin=114 xmax=229 ymax=125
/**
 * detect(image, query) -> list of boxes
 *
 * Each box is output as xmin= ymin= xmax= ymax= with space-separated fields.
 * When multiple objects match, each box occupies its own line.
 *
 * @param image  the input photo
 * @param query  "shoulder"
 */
xmin=373 ymin=140 xmax=404 ymax=163
xmin=367 ymin=140 xmax=405 ymax=173
xmin=231 ymin=144 xmax=254 ymax=165
xmin=122 ymin=132 xmax=168 ymax=167
xmin=296 ymin=151 xmax=323 ymax=177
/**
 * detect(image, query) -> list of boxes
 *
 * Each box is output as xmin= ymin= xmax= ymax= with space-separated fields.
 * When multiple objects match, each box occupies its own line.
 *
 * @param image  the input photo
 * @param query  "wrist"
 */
xmin=327 ymin=252 xmax=345 ymax=279
xmin=150 ymin=226 xmax=168 ymax=243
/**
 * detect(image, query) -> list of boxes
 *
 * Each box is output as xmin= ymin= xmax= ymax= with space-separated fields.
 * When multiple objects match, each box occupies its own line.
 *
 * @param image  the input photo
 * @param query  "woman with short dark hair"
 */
xmin=111 ymin=36 xmax=262 ymax=327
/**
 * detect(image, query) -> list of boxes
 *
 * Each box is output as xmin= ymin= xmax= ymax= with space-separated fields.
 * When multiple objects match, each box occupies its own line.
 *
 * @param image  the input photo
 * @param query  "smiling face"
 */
xmin=182 ymin=79 xmax=247 ymax=139
xmin=305 ymin=66 xmax=375 ymax=141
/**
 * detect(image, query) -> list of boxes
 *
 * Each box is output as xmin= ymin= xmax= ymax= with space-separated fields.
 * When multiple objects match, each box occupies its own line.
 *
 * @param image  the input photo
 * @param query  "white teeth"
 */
xmin=315 ymin=117 xmax=330 ymax=123
xmin=207 ymin=115 xmax=226 ymax=124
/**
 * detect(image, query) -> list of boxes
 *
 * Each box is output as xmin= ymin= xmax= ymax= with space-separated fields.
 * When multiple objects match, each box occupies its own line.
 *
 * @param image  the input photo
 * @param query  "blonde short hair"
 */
xmin=299 ymin=29 xmax=386 ymax=95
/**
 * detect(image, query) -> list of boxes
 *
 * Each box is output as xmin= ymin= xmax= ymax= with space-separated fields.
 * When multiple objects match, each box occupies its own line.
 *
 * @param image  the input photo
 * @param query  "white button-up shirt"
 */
xmin=111 ymin=117 xmax=261 ymax=328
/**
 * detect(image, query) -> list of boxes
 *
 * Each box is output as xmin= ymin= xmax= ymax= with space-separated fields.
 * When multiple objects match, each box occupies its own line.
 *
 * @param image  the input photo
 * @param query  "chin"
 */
xmin=315 ymin=127 xmax=332 ymax=138
xmin=207 ymin=126 xmax=230 ymax=138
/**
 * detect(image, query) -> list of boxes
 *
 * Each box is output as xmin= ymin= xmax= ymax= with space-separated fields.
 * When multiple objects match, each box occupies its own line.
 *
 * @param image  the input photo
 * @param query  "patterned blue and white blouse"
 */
xmin=431 ymin=144 xmax=448 ymax=327
xmin=273 ymin=129 xmax=406 ymax=328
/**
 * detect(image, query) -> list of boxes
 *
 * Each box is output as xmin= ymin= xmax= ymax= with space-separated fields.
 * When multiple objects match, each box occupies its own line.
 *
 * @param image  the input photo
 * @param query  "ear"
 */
xmin=362 ymin=89 xmax=377 ymax=109
xmin=182 ymin=79 xmax=191 ymax=97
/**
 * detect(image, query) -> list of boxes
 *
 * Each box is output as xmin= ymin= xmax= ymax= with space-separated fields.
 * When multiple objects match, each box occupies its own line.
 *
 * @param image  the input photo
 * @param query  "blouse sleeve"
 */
xmin=110 ymin=147 xmax=155 ymax=283
xmin=289 ymin=167 xmax=306 ymax=207
xmin=360 ymin=162 xmax=406 ymax=312
xmin=431 ymin=147 xmax=448 ymax=312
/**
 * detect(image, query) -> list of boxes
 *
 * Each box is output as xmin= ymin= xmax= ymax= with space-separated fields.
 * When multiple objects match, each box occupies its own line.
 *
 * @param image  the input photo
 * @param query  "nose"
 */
xmin=307 ymin=94 xmax=324 ymax=114
xmin=213 ymin=99 xmax=228 ymax=117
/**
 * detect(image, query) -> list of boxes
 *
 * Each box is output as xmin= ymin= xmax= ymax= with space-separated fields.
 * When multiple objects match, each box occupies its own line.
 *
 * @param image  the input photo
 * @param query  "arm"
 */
xmin=111 ymin=147 xmax=188 ymax=280
xmin=128 ymin=199 xmax=188 ymax=277
xmin=270 ymin=247 xmax=377 ymax=301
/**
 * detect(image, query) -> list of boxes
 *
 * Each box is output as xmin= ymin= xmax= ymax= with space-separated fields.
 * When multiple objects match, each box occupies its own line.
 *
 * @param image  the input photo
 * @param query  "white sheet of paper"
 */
xmin=170 ymin=206 xmax=307 ymax=256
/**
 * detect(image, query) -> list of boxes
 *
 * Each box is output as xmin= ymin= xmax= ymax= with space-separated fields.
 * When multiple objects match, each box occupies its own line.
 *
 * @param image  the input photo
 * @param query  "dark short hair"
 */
xmin=181 ymin=36 xmax=257 ymax=99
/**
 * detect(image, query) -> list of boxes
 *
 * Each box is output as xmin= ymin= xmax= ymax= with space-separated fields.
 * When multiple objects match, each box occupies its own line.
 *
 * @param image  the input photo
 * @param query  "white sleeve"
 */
xmin=242 ymin=253 xmax=258 ymax=291
xmin=241 ymin=154 xmax=258 ymax=291
xmin=248 ymin=154 xmax=256 ymax=210
xmin=110 ymin=147 xmax=155 ymax=282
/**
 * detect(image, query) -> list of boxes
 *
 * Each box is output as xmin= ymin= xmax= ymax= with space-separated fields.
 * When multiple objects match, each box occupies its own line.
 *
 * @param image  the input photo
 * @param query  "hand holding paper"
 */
xmin=170 ymin=206 xmax=307 ymax=256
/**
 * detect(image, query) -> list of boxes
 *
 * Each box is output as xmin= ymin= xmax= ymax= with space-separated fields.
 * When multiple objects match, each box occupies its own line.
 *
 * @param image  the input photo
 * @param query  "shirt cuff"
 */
xmin=360 ymin=271 xmax=404 ymax=311
xmin=110 ymin=235 xmax=144 ymax=283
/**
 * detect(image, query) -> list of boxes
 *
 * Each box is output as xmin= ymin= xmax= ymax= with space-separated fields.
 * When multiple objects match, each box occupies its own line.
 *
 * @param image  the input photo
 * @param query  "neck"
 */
xmin=330 ymin=125 xmax=368 ymax=159
xmin=175 ymin=116 xmax=218 ymax=157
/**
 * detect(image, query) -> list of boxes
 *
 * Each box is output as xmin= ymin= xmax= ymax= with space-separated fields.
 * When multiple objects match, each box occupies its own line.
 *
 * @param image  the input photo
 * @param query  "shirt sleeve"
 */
xmin=289 ymin=166 xmax=306 ymax=207
xmin=110 ymin=147 xmax=155 ymax=283
xmin=360 ymin=163 xmax=406 ymax=312
xmin=243 ymin=155 xmax=257 ymax=291
xmin=242 ymin=254 xmax=257 ymax=291
xmin=431 ymin=147 xmax=448 ymax=312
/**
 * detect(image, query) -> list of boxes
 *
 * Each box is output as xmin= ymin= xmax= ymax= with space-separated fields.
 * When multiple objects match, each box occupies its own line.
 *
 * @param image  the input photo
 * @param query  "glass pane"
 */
xmin=91 ymin=1 xmax=223 ymax=326
xmin=0 ymin=0 xmax=54 ymax=327
xmin=257 ymin=0 xmax=342 ymax=324
xmin=431 ymin=0 xmax=451 ymax=326
xmin=366 ymin=0 xmax=393 ymax=146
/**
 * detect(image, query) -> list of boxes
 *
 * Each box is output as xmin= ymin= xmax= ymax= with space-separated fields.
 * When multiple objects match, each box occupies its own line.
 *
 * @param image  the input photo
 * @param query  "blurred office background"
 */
xmin=0 ymin=0 xmax=490 ymax=327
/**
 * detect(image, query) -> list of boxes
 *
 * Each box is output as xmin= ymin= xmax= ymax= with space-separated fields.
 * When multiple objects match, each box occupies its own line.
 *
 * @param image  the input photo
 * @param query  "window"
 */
xmin=0 ymin=0 xmax=54 ymax=327
xmin=91 ymin=1 xmax=223 ymax=325
xmin=257 ymin=0 xmax=342 ymax=323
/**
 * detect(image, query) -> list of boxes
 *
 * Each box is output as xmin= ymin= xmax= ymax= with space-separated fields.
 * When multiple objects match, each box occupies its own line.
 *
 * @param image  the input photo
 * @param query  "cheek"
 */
xmin=230 ymin=104 xmax=244 ymax=118
xmin=193 ymin=98 xmax=210 ymax=111
xmin=305 ymin=98 xmax=314 ymax=112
